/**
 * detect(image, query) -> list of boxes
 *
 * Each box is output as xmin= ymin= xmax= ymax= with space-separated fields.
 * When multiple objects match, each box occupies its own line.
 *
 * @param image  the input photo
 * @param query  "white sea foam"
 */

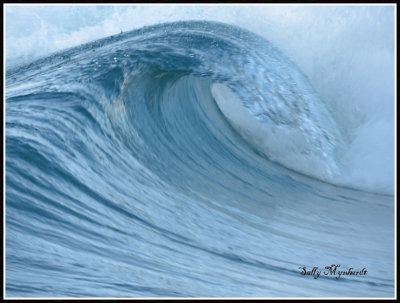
xmin=5 ymin=5 xmax=395 ymax=194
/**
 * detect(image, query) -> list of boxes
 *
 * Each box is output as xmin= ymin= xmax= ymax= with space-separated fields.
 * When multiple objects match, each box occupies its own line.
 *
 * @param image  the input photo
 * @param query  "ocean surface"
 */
xmin=5 ymin=12 xmax=395 ymax=298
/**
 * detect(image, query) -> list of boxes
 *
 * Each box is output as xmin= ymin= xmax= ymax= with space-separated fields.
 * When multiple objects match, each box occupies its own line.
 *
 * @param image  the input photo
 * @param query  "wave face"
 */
xmin=6 ymin=21 xmax=394 ymax=297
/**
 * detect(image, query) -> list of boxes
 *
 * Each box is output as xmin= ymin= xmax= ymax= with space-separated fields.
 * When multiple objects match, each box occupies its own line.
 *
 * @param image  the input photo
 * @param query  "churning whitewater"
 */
xmin=6 ymin=20 xmax=394 ymax=297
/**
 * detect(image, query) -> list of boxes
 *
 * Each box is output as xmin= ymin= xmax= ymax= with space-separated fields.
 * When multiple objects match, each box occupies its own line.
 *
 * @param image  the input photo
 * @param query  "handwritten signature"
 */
xmin=299 ymin=264 xmax=367 ymax=279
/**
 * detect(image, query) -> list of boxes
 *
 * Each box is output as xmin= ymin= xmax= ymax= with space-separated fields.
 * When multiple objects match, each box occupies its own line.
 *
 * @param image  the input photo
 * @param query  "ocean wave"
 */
xmin=5 ymin=19 xmax=394 ymax=297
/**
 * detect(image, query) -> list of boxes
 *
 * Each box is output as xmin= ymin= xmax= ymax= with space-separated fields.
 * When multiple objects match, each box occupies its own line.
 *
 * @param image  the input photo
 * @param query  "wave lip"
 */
xmin=211 ymin=80 xmax=342 ymax=183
